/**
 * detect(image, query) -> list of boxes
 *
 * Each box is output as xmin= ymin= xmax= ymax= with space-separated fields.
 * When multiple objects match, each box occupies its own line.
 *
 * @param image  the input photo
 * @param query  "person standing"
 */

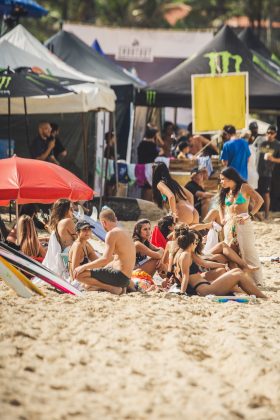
xmin=220 ymin=125 xmax=251 ymax=180
xmin=254 ymin=125 xmax=280 ymax=219
xmin=30 ymin=121 xmax=59 ymax=165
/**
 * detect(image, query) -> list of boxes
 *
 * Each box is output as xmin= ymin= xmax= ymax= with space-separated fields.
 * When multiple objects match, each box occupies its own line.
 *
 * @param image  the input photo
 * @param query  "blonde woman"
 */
xmin=17 ymin=215 xmax=46 ymax=259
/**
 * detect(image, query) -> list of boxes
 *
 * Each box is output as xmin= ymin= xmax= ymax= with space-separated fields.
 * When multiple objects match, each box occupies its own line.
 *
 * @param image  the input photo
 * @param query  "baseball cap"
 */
xmin=190 ymin=167 xmax=203 ymax=177
xmin=249 ymin=121 xmax=258 ymax=130
xmin=223 ymin=125 xmax=236 ymax=135
xmin=75 ymin=220 xmax=91 ymax=232
xmin=267 ymin=125 xmax=277 ymax=133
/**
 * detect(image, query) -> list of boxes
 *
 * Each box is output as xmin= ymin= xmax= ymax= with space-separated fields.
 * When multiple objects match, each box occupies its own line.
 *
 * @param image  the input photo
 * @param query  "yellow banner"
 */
xmin=192 ymin=73 xmax=248 ymax=133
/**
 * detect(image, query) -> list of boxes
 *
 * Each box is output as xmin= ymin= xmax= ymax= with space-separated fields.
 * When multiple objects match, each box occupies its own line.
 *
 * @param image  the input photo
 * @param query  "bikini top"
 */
xmin=225 ymin=191 xmax=247 ymax=207
xmin=161 ymin=193 xmax=168 ymax=202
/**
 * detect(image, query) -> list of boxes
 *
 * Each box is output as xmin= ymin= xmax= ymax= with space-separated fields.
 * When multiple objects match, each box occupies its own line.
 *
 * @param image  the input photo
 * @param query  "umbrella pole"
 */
xmin=23 ymin=97 xmax=30 ymax=151
xmin=98 ymin=111 xmax=106 ymax=214
xmin=112 ymin=112 xmax=119 ymax=195
xmin=15 ymin=201 xmax=19 ymax=245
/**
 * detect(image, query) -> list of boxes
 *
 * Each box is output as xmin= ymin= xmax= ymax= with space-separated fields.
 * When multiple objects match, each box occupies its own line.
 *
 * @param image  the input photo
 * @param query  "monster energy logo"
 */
xmin=146 ymin=90 xmax=156 ymax=105
xmin=0 ymin=76 xmax=11 ymax=90
xmin=204 ymin=51 xmax=243 ymax=74
xmin=253 ymin=54 xmax=280 ymax=82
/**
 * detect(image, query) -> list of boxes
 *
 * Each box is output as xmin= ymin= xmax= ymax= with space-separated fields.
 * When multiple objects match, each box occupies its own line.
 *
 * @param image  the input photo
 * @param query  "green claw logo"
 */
xmin=204 ymin=51 xmax=243 ymax=74
xmin=146 ymin=90 xmax=156 ymax=105
xmin=0 ymin=76 xmax=11 ymax=90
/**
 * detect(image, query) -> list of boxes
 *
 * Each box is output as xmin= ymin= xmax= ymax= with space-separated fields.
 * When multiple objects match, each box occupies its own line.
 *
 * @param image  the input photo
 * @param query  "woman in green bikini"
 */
xmin=219 ymin=167 xmax=264 ymax=285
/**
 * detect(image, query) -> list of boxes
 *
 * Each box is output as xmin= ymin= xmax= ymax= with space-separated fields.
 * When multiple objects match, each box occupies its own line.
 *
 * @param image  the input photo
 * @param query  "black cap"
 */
xmin=223 ymin=125 xmax=236 ymax=135
xmin=267 ymin=125 xmax=277 ymax=133
xmin=191 ymin=167 xmax=203 ymax=177
xmin=249 ymin=121 xmax=258 ymax=130
xmin=75 ymin=220 xmax=91 ymax=232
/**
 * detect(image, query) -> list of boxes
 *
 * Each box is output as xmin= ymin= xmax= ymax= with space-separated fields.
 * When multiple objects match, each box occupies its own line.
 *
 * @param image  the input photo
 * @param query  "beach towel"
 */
xmin=127 ymin=163 xmax=136 ymax=185
xmin=151 ymin=226 xmax=167 ymax=249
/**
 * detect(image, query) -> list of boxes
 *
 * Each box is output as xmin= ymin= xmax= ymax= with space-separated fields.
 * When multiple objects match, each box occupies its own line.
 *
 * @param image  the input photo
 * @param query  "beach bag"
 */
xmin=131 ymin=270 xmax=154 ymax=292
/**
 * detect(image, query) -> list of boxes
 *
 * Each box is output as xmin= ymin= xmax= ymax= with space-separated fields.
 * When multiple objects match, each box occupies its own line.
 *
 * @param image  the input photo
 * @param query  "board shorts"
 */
xmin=90 ymin=267 xmax=130 ymax=288
xmin=258 ymin=176 xmax=272 ymax=194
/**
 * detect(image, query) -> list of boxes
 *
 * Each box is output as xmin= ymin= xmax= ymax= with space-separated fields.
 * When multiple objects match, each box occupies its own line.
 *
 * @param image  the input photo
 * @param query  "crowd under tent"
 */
xmin=45 ymin=30 xmax=146 ymax=159
xmin=135 ymin=25 xmax=280 ymax=111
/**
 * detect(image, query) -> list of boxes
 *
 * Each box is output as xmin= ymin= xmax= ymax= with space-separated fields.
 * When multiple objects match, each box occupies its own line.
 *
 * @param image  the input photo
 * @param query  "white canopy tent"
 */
xmin=0 ymin=24 xmax=105 ymax=84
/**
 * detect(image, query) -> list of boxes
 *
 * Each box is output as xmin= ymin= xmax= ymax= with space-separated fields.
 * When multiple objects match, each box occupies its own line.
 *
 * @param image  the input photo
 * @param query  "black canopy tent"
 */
xmin=238 ymin=27 xmax=277 ymax=61
xmin=238 ymin=27 xmax=280 ymax=84
xmin=135 ymin=26 xmax=280 ymax=111
xmin=45 ymin=30 xmax=145 ymax=159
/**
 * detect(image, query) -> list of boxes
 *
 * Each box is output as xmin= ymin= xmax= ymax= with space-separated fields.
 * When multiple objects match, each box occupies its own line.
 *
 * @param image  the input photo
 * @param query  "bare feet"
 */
xmin=243 ymin=265 xmax=259 ymax=273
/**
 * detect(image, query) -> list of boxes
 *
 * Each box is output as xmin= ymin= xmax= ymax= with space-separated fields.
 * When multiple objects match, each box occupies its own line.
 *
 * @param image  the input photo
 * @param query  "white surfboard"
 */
xmin=0 ymin=247 xmax=83 ymax=296
xmin=0 ymin=257 xmax=33 ymax=298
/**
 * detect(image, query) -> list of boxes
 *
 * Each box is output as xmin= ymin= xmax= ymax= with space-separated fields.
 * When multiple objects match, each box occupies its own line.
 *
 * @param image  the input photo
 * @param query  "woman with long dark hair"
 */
xmin=132 ymin=219 xmax=164 ymax=276
xmin=17 ymin=215 xmax=46 ymax=260
xmin=49 ymin=199 xmax=76 ymax=251
xmin=174 ymin=230 xmax=266 ymax=297
xmin=219 ymin=167 xmax=264 ymax=285
xmin=152 ymin=162 xmax=199 ymax=225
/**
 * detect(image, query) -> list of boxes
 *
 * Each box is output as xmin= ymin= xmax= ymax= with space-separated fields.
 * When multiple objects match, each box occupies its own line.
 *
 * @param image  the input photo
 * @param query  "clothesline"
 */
xmin=96 ymin=156 xmax=213 ymax=187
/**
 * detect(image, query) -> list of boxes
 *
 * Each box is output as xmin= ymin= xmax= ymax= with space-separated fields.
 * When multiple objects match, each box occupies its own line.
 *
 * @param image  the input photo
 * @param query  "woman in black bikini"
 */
xmin=68 ymin=221 xmax=98 ymax=281
xmin=174 ymin=230 xmax=266 ymax=297
xmin=133 ymin=219 xmax=164 ymax=276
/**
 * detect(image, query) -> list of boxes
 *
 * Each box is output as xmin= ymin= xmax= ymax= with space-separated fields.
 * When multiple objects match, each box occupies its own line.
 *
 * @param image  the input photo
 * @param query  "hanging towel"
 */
xmin=135 ymin=164 xmax=146 ymax=187
xmin=198 ymin=156 xmax=213 ymax=176
xmin=127 ymin=163 xmax=136 ymax=185
xmin=145 ymin=163 xmax=153 ymax=187
xmin=117 ymin=162 xmax=130 ymax=184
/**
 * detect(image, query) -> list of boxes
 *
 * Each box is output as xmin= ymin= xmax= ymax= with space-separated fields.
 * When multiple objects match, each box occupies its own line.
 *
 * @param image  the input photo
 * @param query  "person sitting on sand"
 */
xmin=133 ymin=219 xmax=164 ymax=276
xmin=68 ymin=221 xmax=98 ymax=281
xmin=151 ymin=215 xmax=174 ymax=249
xmin=17 ymin=215 xmax=46 ymax=261
xmin=48 ymin=199 xmax=76 ymax=251
xmin=74 ymin=209 xmax=136 ymax=295
xmin=174 ymin=230 xmax=266 ymax=298
xmin=43 ymin=199 xmax=76 ymax=277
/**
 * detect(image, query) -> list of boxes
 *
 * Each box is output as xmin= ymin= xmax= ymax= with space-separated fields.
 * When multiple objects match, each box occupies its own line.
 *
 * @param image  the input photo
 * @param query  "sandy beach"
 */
xmin=1 ymin=219 xmax=280 ymax=420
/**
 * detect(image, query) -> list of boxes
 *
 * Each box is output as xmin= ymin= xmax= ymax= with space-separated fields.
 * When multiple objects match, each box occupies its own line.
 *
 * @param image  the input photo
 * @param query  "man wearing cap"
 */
xmin=249 ymin=121 xmax=259 ymax=143
xmin=254 ymin=125 xmax=280 ymax=219
xmin=185 ymin=168 xmax=214 ymax=219
xmin=220 ymin=125 xmax=251 ymax=180
xmin=73 ymin=208 xmax=136 ymax=294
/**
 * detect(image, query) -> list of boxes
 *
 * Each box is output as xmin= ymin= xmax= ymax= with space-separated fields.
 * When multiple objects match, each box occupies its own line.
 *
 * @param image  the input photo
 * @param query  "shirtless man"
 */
xmin=74 ymin=209 xmax=136 ymax=294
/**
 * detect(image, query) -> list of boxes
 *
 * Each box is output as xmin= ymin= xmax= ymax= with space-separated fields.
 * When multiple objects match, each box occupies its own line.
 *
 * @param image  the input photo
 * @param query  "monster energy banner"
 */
xmin=0 ymin=76 xmax=11 ymax=95
xmin=137 ymin=25 xmax=280 ymax=110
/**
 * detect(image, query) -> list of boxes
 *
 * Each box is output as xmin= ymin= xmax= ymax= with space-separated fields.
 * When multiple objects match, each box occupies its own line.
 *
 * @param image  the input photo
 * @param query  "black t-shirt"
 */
xmin=137 ymin=140 xmax=158 ymax=164
xmin=53 ymin=137 xmax=65 ymax=159
xmin=185 ymin=180 xmax=204 ymax=206
xmin=30 ymin=135 xmax=53 ymax=160
xmin=255 ymin=137 xmax=280 ymax=177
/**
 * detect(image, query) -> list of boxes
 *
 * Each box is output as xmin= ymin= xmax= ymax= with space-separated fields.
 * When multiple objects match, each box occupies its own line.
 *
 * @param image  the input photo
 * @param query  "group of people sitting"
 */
xmin=1 ymin=161 xmax=267 ymax=299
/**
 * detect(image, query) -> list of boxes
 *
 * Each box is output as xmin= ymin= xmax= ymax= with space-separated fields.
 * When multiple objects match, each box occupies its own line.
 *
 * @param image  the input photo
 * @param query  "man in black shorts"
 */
xmin=255 ymin=125 xmax=280 ymax=219
xmin=74 ymin=209 xmax=136 ymax=294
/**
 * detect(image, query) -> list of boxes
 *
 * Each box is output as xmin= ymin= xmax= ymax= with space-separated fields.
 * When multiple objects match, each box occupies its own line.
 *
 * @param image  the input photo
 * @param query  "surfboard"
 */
xmin=0 ymin=247 xmax=82 ymax=296
xmin=0 ymin=256 xmax=45 ymax=297
xmin=0 ymin=256 xmax=33 ymax=298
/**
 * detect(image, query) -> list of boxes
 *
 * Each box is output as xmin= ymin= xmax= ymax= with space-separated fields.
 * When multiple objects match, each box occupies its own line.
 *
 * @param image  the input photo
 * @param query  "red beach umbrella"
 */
xmin=0 ymin=156 xmax=94 ymax=205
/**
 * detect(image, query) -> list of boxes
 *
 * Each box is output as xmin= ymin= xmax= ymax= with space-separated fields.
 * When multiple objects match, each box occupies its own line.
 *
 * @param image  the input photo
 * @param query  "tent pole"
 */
xmin=23 ymin=97 xmax=30 ymax=151
xmin=8 ymin=96 xmax=11 ymax=157
xmin=81 ymin=113 xmax=89 ymax=183
xmin=112 ymin=111 xmax=119 ymax=195
xmin=98 ymin=111 xmax=106 ymax=213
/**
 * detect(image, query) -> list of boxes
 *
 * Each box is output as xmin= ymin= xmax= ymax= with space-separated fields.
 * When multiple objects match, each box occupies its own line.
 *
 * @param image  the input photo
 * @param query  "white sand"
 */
xmin=1 ymin=219 xmax=280 ymax=419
